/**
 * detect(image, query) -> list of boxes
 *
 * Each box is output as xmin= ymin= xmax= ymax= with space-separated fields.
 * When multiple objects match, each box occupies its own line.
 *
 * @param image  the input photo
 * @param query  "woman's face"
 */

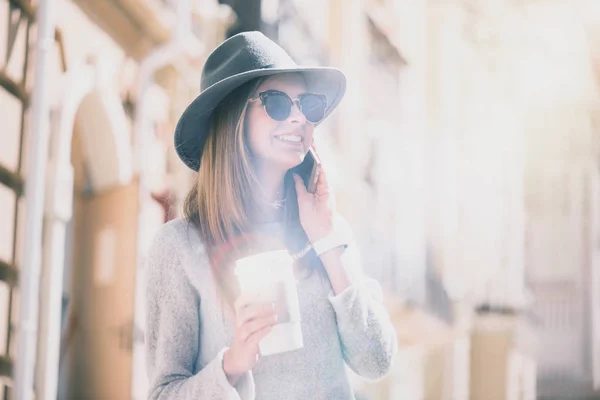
xmin=245 ymin=73 xmax=315 ymax=172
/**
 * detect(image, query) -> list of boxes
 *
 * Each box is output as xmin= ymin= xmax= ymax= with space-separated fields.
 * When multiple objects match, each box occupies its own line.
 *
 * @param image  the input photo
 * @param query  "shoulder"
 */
xmin=146 ymin=218 xmax=208 ymax=283
xmin=145 ymin=219 xmax=205 ymax=305
xmin=148 ymin=217 xmax=203 ymax=256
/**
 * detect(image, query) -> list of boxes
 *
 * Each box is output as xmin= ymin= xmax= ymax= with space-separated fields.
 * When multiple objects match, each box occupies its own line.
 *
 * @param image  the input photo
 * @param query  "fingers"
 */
xmin=312 ymin=168 xmax=321 ymax=192
xmin=315 ymin=167 xmax=330 ymax=196
xmin=235 ymin=301 xmax=276 ymax=327
xmin=240 ymin=314 xmax=278 ymax=342
xmin=247 ymin=324 xmax=273 ymax=347
xmin=293 ymin=174 xmax=308 ymax=198
xmin=234 ymin=293 xmax=256 ymax=312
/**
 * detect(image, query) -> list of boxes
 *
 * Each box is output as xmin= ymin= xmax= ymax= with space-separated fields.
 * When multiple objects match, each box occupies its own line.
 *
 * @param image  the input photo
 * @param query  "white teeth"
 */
xmin=277 ymin=135 xmax=302 ymax=143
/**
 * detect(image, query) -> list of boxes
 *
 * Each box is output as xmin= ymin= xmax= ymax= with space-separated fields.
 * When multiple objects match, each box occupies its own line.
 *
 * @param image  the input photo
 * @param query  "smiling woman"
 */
xmin=144 ymin=31 xmax=398 ymax=400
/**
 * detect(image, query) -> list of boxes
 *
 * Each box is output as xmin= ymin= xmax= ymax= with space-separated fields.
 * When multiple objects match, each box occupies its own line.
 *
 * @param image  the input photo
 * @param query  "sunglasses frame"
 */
xmin=248 ymin=89 xmax=328 ymax=124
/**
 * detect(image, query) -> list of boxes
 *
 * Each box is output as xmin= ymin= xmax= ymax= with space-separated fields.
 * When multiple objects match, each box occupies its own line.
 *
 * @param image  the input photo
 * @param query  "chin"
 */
xmin=280 ymin=159 xmax=303 ymax=171
xmin=289 ymin=153 xmax=307 ymax=168
xmin=268 ymin=150 xmax=303 ymax=167
xmin=257 ymin=147 xmax=307 ymax=171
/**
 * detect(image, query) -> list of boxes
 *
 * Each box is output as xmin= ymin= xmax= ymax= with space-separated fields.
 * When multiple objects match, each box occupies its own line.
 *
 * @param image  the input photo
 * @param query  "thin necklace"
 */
xmin=271 ymin=197 xmax=287 ymax=209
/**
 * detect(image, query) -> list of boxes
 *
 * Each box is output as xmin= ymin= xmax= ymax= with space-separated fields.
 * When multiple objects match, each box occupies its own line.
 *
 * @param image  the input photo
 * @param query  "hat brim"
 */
xmin=174 ymin=67 xmax=346 ymax=171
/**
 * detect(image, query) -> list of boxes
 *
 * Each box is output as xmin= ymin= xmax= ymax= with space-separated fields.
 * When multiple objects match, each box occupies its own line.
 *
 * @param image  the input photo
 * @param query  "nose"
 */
xmin=288 ymin=100 xmax=307 ymax=124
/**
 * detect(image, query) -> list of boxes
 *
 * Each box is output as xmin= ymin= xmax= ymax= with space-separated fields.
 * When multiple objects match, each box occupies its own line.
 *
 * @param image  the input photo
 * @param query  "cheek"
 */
xmin=246 ymin=110 xmax=275 ymax=152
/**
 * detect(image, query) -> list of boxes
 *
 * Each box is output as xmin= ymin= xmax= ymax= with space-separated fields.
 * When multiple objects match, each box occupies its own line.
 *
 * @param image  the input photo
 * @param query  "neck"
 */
xmin=252 ymin=162 xmax=287 ymax=223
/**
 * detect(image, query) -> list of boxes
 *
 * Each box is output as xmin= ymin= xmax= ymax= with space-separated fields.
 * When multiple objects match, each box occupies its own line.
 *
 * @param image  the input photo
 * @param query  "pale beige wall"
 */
xmin=51 ymin=0 xmax=128 ymax=93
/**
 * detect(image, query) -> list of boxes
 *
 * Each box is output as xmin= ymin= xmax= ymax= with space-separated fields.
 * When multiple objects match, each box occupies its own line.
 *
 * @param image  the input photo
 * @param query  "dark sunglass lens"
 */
xmin=263 ymin=93 xmax=291 ymax=121
xmin=300 ymin=95 xmax=326 ymax=123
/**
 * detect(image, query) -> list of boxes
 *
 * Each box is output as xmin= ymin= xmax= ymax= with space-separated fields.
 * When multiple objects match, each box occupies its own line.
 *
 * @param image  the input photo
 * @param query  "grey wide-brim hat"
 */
xmin=174 ymin=31 xmax=346 ymax=171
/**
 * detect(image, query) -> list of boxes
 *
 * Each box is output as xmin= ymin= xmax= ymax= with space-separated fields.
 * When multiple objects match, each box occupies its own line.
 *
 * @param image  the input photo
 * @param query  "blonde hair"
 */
xmin=184 ymin=78 xmax=322 ymax=307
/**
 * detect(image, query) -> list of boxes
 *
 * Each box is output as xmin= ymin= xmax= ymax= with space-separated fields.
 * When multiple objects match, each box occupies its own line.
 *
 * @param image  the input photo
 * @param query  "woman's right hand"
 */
xmin=223 ymin=299 xmax=278 ymax=385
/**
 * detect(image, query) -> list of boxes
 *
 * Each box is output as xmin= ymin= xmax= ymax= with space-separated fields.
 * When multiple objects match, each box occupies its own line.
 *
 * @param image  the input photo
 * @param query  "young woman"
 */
xmin=145 ymin=31 xmax=397 ymax=400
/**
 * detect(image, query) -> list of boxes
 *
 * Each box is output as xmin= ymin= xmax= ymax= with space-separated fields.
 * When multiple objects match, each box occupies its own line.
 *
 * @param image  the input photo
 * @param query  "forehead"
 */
xmin=256 ymin=73 xmax=308 ymax=96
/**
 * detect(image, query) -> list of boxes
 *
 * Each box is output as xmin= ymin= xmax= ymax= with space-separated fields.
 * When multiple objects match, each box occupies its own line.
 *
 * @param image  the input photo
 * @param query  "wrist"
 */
xmin=317 ymin=244 xmax=353 ymax=294
xmin=311 ymin=230 xmax=348 ymax=257
xmin=306 ymin=228 xmax=333 ymax=244
xmin=304 ymin=216 xmax=334 ymax=243
xmin=222 ymin=349 xmax=242 ymax=386
xmin=318 ymin=245 xmax=346 ymax=260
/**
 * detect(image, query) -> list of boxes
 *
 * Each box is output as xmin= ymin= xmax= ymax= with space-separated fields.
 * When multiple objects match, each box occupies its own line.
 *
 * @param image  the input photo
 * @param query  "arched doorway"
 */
xmin=38 ymin=59 xmax=134 ymax=400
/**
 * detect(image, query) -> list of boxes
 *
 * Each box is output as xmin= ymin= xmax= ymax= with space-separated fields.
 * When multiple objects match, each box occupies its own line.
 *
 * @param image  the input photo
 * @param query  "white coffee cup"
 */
xmin=235 ymin=250 xmax=303 ymax=356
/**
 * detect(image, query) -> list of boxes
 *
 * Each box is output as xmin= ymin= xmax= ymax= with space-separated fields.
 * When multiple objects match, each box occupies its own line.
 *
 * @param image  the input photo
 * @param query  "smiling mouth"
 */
xmin=274 ymin=134 xmax=303 ymax=144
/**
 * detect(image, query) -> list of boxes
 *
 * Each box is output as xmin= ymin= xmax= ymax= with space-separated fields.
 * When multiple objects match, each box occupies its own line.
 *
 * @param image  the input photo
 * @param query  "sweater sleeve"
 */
xmin=327 ymin=217 xmax=398 ymax=381
xmin=145 ymin=222 xmax=255 ymax=400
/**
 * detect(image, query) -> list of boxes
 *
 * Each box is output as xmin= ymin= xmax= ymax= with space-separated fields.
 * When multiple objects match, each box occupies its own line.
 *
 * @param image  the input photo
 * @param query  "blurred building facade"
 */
xmin=0 ymin=0 xmax=599 ymax=399
xmin=0 ymin=0 xmax=229 ymax=398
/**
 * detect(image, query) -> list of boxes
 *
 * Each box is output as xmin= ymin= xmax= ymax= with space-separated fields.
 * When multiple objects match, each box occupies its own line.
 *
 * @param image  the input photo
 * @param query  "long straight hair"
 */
xmin=183 ymin=77 xmax=322 ymax=307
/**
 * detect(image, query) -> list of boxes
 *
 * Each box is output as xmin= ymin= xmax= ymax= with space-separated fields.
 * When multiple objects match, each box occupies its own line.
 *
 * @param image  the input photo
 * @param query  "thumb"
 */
xmin=293 ymin=174 xmax=308 ymax=199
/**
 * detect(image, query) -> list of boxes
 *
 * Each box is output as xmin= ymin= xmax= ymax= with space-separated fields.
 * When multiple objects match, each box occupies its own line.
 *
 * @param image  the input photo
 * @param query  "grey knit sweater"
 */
xmin=145 ymin=217 xmax=397 ymax=400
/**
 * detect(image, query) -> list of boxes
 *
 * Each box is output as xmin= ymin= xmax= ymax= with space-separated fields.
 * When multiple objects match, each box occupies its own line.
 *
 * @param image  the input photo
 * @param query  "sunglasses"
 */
xmin=248 ymin=90 xmax=328 ymax=124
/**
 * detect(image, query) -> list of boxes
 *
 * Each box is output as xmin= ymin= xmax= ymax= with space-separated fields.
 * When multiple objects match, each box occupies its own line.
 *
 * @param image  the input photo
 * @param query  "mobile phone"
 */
xmin=293 ymin=147 xmax=321 ymax=194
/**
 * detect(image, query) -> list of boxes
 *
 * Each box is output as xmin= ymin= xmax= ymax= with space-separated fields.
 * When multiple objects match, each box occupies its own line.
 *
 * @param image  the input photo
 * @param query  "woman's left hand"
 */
xmin=293 ymin=165 xmax=336 ymax=243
